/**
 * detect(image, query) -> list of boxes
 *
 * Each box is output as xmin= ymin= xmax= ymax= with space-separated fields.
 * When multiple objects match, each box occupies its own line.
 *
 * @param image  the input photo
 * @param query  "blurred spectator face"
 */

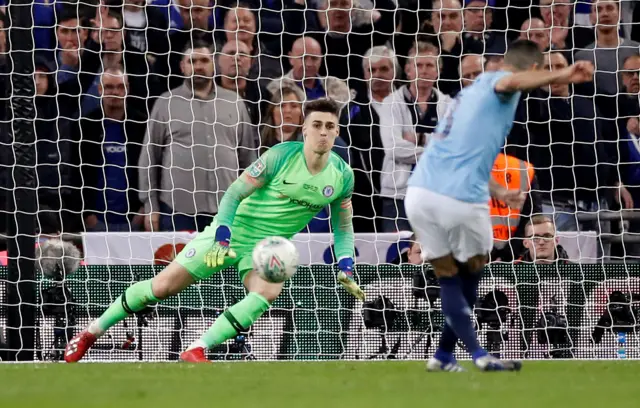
xmin=622 ymin=56 xmax=640 ymax=94
xmin=364 ymin=54 xmax=396 ymax=95
xmin=484 ymin=55 xmax=504 ymax=71
xmin=464 ymin=0 xmax=492 ymax=33
xmin=460 ymin=55 xmax=484 ymax=87
xmin=125 ymin=0 xmax=145 ymax=6
xmin=431 ymin=0 xmax=463 ymax=33
xmin=224 ymin=7 xmax=257 ymax=49
xmin=519 ymin=18 xmax=550 ymax=51
xmin=523 ymin=220 xmax=559 ymax=262
xmin=591 ymin=0 xmax=619 ymax=32
xmin=288 ymin=37 xmax=323 ymax=82
xmin=273 ymin=91 xmax=303 ymax=135
xmin=323 ymin=0 xmax=353 ymax=33
xmin=407 ymin=242 xmax=423 ymax=265
xmin=0 ymin=17 xmax=6 ymax=54
xmin=35 ymin=69 xmax=49 ymax=96
xmin=179 ymin=0 xmax=210 ymax=30
xmin=100 ymin=14 xmax=123 ymax=51
xmin=218 ymin=40 xmax=251 ymax=80
xmin=544 ymin=52 xmax=569 ymax=96
xmin=181 ymin=46 xmax=214 ymax=88
xmin=406 ymin=50 xmax=439 ymax=89
xmin=540 ymin=0 xmax=571 ymax=26
xmin=99 ymin=69 xmax=128 ymax=112
xmin=57 ymin=17 xmax=87 ymax=52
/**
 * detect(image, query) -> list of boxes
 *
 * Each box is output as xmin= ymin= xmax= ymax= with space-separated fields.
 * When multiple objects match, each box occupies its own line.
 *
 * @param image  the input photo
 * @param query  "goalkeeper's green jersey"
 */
xmin=216 ymin=141 xmax=355 ymax=258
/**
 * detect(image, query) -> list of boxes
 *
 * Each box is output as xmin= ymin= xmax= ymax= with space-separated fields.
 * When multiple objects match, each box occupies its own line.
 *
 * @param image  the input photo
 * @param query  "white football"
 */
xmin=252 ymin=236 xmax=300 ymax=283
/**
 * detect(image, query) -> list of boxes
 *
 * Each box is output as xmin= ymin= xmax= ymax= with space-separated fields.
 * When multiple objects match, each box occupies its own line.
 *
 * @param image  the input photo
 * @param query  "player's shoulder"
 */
xmin=264 ymin=141 xmax=304 ymax=162
xmin=328 ymin=149 xmax=352 ymax=173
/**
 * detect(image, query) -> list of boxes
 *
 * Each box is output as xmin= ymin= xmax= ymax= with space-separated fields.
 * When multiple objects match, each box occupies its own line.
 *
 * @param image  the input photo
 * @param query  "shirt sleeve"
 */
xmin=216 ymin=146 xmax=287 ymax=228
xmin=330 ymin=166 xmax=356 ymax=260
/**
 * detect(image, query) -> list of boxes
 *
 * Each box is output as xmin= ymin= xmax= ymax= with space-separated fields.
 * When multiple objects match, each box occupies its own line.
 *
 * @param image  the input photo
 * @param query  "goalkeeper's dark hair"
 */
xmin=504 ymin=40 xmax=544 ymax=71
xmin=303 ymin=98 xmax=341 ymax=119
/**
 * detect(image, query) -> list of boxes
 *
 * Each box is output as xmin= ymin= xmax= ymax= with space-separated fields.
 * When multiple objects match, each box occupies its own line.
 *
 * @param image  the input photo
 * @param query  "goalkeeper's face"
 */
xmin=302 ymin=112 xmax=339 ymax=155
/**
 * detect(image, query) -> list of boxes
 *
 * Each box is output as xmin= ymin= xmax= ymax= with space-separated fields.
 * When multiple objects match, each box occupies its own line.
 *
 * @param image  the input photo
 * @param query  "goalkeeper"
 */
xmin=64 ymin=99 xmax=364 ymax=363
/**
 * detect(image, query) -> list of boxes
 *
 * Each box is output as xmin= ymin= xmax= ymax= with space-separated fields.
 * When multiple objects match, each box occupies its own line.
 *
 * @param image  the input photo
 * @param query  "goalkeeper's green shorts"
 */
xmin=174 ymin=224 xmax=254 ymax=283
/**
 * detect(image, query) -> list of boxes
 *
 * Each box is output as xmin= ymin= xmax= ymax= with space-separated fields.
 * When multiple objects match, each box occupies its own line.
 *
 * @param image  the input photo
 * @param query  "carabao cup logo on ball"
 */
xmin=254 ymin=236 xmax=299 ymax=283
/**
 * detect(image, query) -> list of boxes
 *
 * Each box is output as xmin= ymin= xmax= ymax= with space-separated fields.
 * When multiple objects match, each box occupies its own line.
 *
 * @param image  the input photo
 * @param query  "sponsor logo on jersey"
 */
xmin=289 ymin=198 xmax=324 ymax=212
xmin=104 ymin=145 xmax=126 ymax=154
xmin=322 ymin=186 xmax=334 ymax=197
xmin=303 ymin=184 xmax=318 ymax=192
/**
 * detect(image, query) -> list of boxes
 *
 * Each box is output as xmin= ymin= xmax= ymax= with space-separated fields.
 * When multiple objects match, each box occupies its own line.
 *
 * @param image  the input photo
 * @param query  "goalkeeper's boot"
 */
xmin=64 ymin=330 xmax=97 ymax=363
xmin=474 ymin=354 xmax=522 ymax=372
xmin=180 ymin=347 xmax=212 ymax=363
xmin=426 ymin=357 xmax=465 ymax=372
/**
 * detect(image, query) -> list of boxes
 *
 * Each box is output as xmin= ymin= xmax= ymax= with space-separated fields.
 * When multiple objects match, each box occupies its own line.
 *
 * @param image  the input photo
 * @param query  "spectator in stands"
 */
xmin=344 ymin=45 xmax=399 ymax=232
xmin=216 ymin=39 xmax=259 ymax=123
xmin=74 ymin=68 xmax=146 ymax=232
xmin=152 ymin=0 xmax=213 ymax=93
xmin=459 ymin=54 xmax=484 ymax=88
xmin=139 ymin=40 xmax=256 ymax=232
xmin=216 ymin=2 xmax=282 ymax=108
xmin=575 ymin=0 xmax=640 ymax=95
xmin=119 ymin=0 xmax=169 ymax=60
xmin=528 ymin=52 xmax=624 ymax=261
xmin=301 ymin=0 xmax=396 ymax=95
xmin=379 ymin=41 xmax=451 ymax=233
xmin=484 ymin=53 xmax=504 ymax=72
xmin=272 ymin=37 xmax=353 ymax=111
xmin=461 ymin=0 xmax=506 ymax=54
xmin=54 ymin=7 xmax=89 ymax=88
xmin=620 ymin=54 xmax=640 ymax=120
xmin=82 ymin=10 xmax=150 ymax=117
xmin=33 ymin=54 xmax=78 ymax=234
xmin=519 ymin=18 xmax=551 ymax=52
xmin=517 ymin=215 xmax=571 ymax=264
xmin=538 ymin=0 xmax=594 ymax=52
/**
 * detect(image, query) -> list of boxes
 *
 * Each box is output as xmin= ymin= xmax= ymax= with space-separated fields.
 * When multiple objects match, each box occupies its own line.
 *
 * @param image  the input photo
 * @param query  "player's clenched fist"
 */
xmin=560 ymin=61 xmax=595 ymax=84
xmin=204 ymin=226 xmax=237 ymax=268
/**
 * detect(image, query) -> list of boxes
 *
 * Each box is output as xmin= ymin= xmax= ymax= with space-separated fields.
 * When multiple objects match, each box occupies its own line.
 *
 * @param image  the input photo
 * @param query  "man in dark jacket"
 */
xmin=71 ymin=68 xmax=145 ymax=231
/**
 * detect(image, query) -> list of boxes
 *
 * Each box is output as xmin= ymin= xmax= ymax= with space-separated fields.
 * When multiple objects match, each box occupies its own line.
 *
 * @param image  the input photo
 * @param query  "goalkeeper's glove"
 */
xmin=337 ymin=258 xmax=365 ymax=301
xmin=204 ymin=225 xmax=237 ymax=268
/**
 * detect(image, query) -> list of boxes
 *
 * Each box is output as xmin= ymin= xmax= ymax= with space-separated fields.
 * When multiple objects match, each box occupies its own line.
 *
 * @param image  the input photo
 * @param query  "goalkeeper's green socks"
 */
xmin=189 ymin=292 xmax=270 ymax=350
xmin=88 ymin=279 xmax=159 ymax=337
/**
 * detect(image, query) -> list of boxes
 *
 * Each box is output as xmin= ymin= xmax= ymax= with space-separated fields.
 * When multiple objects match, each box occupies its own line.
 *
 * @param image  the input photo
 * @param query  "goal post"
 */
xmin=5 ymin=0 xmax=37 ymax=361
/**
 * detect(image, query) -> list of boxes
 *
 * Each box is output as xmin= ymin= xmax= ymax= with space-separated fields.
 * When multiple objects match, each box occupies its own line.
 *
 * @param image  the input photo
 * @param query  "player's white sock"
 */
xmin=187 ymin=339 xmax=208 ymax=351
xmin=87 ymin=320 xmax=106 ymax=338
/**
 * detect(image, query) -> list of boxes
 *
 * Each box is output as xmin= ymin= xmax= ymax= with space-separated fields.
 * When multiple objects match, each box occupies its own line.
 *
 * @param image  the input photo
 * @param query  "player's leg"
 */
xmin=453 ymin=209 xmax=521 ymax=371
xmin=404 ymin=187 xmax=464 ymax=371
xmin=182 ymin=255 xmax=282 ymax=362
xmin=65 ymin=225 xmax=225 ymax=363
xmin=64 ymin=260 xmax=196 ymax=363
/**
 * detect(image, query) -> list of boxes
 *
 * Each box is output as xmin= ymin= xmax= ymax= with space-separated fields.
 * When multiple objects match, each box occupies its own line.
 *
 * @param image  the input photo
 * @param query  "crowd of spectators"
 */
xmin=1 ymin=0 xmax=640 ymax=262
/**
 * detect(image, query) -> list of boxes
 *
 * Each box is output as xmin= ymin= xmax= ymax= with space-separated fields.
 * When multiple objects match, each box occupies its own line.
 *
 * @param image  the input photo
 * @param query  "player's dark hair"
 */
xmin=504 ymin=40 xmax=544 ymax=71
xmin=303 ymin=98 xmax=341 ymax=119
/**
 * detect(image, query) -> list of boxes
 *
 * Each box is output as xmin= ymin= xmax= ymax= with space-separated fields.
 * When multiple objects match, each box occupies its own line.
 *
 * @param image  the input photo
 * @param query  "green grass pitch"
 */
xmin=1 ymin=361 xmax=637 ymax=408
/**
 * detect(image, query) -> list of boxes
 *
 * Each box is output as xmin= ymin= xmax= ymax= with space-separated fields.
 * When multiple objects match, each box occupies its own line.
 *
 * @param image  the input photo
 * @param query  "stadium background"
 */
xmin=1 ymin=0 xmax=640 ymax=362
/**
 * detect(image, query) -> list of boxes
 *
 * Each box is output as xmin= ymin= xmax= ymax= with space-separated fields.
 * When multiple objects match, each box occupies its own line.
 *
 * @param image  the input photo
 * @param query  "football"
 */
xmin=252 ymin=236 xmax=300 ymax=283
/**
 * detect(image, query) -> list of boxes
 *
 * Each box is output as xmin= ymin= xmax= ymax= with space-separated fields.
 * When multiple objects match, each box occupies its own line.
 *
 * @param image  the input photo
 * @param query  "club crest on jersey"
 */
xmin=323 ymin=186 xmax=334 ymax=197
xmin=248 ymin=158 xmax=266 ymax=177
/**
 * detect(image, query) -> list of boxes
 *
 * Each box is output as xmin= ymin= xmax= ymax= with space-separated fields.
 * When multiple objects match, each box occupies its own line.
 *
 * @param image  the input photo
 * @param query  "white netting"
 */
xmin=1 ymin=0 xmax=640 ymax=361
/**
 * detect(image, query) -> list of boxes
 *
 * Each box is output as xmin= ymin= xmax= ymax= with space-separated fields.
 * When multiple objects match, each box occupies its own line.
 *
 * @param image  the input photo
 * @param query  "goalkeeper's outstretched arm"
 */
xmin=330 ymin=168 xmax=365 ymax=301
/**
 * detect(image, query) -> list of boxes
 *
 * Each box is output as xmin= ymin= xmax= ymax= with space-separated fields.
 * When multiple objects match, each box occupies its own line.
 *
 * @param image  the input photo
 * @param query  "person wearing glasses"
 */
xmin=518 ymin=215 xmax=571 ymax=264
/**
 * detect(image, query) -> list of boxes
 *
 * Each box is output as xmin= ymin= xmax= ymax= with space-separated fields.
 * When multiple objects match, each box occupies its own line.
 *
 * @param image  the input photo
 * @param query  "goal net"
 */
xmin=1 ymin=0 xmax=640 ymax=362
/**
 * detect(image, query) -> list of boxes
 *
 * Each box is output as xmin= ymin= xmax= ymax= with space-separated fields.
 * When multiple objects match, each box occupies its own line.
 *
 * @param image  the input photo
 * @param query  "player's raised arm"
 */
xmin=329 ymin=167 xmax=365 ymax=301
xmin=492 ymin=40 xmax=594 ymax=94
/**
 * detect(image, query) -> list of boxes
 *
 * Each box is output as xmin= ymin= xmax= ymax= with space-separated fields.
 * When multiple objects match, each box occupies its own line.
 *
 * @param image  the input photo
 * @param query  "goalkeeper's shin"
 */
xmin=188 ymin=292 xmax=270 ymax=351
xmin=88 ymin=279 xmax=160 ymax=337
